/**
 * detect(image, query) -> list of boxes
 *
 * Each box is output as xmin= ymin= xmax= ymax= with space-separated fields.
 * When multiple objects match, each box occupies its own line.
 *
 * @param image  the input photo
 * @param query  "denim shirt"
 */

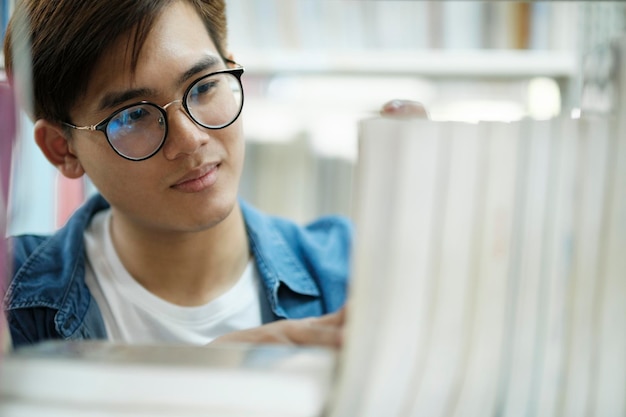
xmin=3 ymin=194 xmax=352 ymax=348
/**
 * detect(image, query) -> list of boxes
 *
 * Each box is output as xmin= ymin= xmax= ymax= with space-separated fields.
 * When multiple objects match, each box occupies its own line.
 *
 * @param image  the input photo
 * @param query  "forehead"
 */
xmin=83 ymin=1 xmax=220 ymax=105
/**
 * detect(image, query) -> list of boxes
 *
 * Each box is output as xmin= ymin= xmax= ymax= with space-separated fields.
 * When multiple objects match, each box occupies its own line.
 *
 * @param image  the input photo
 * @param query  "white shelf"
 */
xmin=236 ymin=49 xmax=578 ymax=79
xmin=0 ymin=50 xmax=578 ymax=80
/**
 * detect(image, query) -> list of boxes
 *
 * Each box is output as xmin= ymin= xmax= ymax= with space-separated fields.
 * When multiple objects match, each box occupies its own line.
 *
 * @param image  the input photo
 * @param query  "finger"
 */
xmin=380 ymin=99 xmax=429 ymax=119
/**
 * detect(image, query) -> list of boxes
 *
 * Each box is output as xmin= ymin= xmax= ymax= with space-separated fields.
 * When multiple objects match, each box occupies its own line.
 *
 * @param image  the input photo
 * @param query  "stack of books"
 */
xmin=1 ymin=79 xmax=15 ymax=352
xmin=0 ymin=341 xmax=337 ymax=417
xmin=329 ymin=113 xmax=626 ymax=417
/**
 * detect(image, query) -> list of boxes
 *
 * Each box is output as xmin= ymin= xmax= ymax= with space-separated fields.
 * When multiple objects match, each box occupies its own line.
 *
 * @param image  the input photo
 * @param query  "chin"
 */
xmin=181 ymin=195 xmax=239 ymax=232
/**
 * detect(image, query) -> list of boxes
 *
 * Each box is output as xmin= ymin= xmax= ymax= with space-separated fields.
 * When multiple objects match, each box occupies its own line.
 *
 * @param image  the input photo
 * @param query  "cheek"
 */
xmin=85 ymin=162 xmax=167 ymax=226
xmin=69 ymin=130 xmax=114 ymax=163
xmin=226 ymin=120 xmax=245 ymax=166
xmin=77 ymin=145 xmax=154 ymax=198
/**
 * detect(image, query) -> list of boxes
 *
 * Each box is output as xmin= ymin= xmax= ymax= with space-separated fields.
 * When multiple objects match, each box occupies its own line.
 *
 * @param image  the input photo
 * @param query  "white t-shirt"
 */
xmin=84 ymin=209 xmax=266 ymax=345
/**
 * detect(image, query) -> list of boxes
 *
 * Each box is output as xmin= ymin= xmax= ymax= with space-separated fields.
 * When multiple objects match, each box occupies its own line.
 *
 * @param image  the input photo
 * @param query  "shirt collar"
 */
xmin=239 ymin=199 xmax=321 ymax=317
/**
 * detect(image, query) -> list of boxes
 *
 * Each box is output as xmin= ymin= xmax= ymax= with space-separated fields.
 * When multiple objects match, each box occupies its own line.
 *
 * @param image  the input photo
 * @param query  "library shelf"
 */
xmin=235 ymin=49 xmax=578 ymax=80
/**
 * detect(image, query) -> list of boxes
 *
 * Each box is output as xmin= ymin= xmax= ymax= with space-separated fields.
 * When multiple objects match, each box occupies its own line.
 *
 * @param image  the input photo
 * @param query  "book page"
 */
xmin=452 ymin=121 xmax=521 ymax=417
xmin=330 ymin=118 xmax=445 ymax=417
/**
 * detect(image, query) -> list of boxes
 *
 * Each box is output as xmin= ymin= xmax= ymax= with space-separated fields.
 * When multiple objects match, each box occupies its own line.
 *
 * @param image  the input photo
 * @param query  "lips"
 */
xmin=171 ymin=162 xmax=220 ymax=192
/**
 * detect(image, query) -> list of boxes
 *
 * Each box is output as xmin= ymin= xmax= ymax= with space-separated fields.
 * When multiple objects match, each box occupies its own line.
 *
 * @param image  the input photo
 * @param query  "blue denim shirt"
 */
xmin=4 ymin=194 xmax=352 ymax=348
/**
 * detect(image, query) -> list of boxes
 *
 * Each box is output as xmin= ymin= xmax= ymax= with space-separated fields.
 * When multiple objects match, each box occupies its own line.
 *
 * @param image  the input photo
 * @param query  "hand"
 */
xmin=210 ymin=307 xmax=346 ymax=349
xmin=380 ymin=99 xmax=429 ymax=119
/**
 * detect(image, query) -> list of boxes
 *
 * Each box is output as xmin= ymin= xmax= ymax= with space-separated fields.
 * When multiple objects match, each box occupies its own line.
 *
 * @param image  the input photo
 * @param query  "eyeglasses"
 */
xmin=63 ymin=66 xmax=244 ymax=161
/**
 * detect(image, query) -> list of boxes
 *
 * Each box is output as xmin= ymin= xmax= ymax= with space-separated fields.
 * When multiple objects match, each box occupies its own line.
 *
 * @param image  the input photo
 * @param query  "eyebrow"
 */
xmin=178 ymin=55 xmax=222 ymax=85
xmin=98 ymin=87 xmax=157 ymax=112
xmin=97 ymin=55 xmax=223 ymax=112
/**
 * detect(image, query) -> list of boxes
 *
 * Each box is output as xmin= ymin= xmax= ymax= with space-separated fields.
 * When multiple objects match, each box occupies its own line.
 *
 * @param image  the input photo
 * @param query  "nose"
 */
xmin=161 ymin=100 xmax=210 ymax=160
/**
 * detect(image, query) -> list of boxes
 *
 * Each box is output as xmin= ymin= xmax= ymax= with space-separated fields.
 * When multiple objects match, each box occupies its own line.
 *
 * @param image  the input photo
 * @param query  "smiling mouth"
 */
xmin=172 ymin=163 xmax=220 ymax=192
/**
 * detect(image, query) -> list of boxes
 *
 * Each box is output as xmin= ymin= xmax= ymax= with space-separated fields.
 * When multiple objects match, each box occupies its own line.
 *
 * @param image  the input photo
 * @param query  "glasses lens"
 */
xmin=186 ymin=72 xmax=243 ymax=129
xmin=106 ymin=104 xmax=166 ymax=160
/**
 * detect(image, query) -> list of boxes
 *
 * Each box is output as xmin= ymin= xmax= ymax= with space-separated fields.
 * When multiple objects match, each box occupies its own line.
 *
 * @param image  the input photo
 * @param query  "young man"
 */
xmin=3 ymin=0 xmax=357 ymax=349
xmin=2 ymin=0 xmax=424 ymax=349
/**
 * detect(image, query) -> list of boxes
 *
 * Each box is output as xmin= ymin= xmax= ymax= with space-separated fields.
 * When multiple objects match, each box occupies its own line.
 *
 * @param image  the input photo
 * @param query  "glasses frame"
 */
xmin=62 ymin=65 xmax=245 ymax=161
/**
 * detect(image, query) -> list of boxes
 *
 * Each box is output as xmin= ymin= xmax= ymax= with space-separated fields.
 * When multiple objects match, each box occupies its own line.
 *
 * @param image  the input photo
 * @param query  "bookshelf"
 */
xmin=236 ymin=49 xmax=578 ymax=80
xmin=227 ymin=1 xmax=626 ymax=223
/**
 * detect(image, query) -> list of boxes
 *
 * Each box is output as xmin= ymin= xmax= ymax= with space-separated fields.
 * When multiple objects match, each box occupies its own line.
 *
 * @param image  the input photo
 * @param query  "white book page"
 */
xmin=330 ymin=118 xmax=444 ymax=417
xmin=560 ymin=117 xmax=610 ymax=417
xmin=364 ymin=120 xmax=445 ymax=417
xmin=499 ymin=119 xmax=553 ymax=417
xmin=329 ymin=118 xmax=398 ymax=417
xmin=451 ymin=121 xmax=521 ymax=417
xmin=535 ymin=117 xmax=578 ymax=417
xmin=407 ymin=122 xmax=482 ymax=417
xmin=592 ymin=115 xmax=626 ymax=417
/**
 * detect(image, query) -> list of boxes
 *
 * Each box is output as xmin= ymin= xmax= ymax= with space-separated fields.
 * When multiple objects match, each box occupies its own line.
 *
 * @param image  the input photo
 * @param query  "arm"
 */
xmin=211 ymin=307 xmax=346 ymax=348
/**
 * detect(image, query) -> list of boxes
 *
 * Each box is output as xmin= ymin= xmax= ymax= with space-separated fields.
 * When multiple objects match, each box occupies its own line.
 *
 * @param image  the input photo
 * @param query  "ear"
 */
xmin=33 ymin=119 xmax=85 ymax=179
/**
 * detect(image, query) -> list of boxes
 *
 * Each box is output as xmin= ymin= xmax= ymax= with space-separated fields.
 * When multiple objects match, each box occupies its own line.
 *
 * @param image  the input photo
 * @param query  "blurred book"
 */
xmin=1 ymin=80 xmax=16 ymax=353
xmin=226 ymin=0 xmax=579 ymax=52
xmin=241 ymin=136 xmax=317 ymax=223
xmin=442 ymin=2 xmax=485 ymax=50
xmin=328 ymin=113 xmax=626 ymax=417
xmin=0 ymin=341 xmax=337 ymax=417
xmin=241 ymin=136 xmax=353 ymax=223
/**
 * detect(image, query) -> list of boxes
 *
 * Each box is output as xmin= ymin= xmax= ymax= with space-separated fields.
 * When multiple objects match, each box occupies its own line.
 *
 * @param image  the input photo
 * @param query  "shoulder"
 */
xmin=5 ymin=194 xmax=110 ymax=311
xmin=240 ymin=200 xmax=353 ymax=264
xmin=239 ymin=200 xmax=353 ymax=315
xmin=8 ymin=194 xmax=110 ymax=284
xmin=4 ymin=194 xmax=110 ymax=347
xmin=10 ymin=234 xmax=49 ymax=267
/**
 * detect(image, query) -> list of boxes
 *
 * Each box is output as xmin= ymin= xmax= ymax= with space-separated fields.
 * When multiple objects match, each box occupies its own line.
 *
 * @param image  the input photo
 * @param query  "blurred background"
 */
xmin=2 ymin=1 xmax=626 ymax=234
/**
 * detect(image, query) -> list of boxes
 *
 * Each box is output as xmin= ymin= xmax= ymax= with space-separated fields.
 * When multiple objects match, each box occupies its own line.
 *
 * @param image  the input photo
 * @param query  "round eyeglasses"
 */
xmin=63 ymin=67 xmax=244 ymax=161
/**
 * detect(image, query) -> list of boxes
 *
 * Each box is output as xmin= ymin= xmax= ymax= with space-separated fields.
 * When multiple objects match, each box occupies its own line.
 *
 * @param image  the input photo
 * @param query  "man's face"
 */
xmin=67 ymin=0 xmax=245 ymax=233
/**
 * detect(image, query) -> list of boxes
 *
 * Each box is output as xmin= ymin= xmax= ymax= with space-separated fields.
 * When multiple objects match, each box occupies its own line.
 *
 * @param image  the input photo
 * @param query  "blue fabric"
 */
xmin=3 ymin=194 xmax=352 ymax=348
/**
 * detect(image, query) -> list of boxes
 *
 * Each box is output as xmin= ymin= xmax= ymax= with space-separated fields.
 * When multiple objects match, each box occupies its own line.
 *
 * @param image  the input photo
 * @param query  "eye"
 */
xmin=108 ymin=105 xmax=153 ymax=135
xmin=195 ymin=81 xmax=216 ymax=94
xmin=189 ymin=78 xmax=219 ymax=103
xmin=124 ymin=107 xmax=150 ymax=123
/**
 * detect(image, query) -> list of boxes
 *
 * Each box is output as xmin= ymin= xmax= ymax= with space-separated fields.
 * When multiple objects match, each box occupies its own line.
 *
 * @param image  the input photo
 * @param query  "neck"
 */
xmin=109 ymin=203 xmax=250 ymax=306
